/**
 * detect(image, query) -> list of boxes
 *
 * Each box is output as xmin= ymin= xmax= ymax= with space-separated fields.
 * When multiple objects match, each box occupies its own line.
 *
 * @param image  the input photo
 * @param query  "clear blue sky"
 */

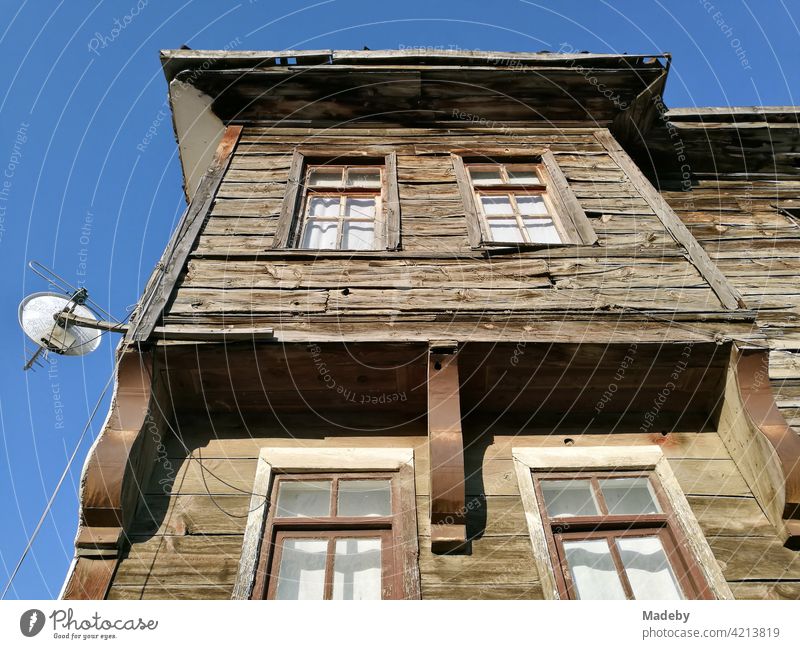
xmin=0 ymin=0 xmax=797 ymax=599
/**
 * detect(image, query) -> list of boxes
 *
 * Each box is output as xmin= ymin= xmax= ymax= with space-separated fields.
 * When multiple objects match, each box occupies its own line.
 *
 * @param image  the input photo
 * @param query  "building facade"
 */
xmin=61 ymin=49 xmax=800 ymax=600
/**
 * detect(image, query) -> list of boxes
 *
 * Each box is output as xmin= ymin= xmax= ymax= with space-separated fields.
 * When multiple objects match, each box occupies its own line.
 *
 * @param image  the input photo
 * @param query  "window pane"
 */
xmin=346 ymin=168 xmax=381 ymax=187
xmin=276 ymin=481 xmax=332 ymax=517
xmin=307 ymin=196 xmax=340 ymax=218
xmin=516 ymin=195 xmax=548 ymax=215
xmin=301 ymin=219 xmax=338 ymax=249
xmin=342 ymin=222 xmax=375 ymax=250
xmin=540 ymin=479 xmax=599 ymax=518
xmin=523 ymin=217 xmax=562 ymax=244
xmin=344 ymin=197 xmax=376 ymax=219
xmin=507 ymin=168 xmax=541 ymax=184
xmin=332 ymin=538 xmax=382 ymax=600
xmin=480 ymin=195 xmax=514 ymax=215
xmin=308 ymin=168 xmax=343 ymax=187
xmin=470 ymin=167 xmax=504 ymax=185
xmin=563 ymin=539 xmax=627 ymax=600
xmin=488 ymin=218 xmax=524 ymax=243
xmin=616 ymin=536 xmax=683 ymax=600
xmin=275 ymin=539 xmax=328 ymax=600
xmin=600 ymin=478 xmax=661 ymax=516
xmin=338 ymin=480 xmax=391 ymax=517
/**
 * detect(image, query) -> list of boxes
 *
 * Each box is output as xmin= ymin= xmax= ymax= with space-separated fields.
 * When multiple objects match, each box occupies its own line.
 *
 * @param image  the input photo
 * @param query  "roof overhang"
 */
xmin=159 ymin=48 xmax=670 ymax=200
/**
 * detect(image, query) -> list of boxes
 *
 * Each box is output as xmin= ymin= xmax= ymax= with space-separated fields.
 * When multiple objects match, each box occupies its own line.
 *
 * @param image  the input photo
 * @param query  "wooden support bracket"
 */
xmin=427 ymin=342 xmax=467 ymax=553
xmin=718 ymin=344 xmax=800 ymax=547
xmin=62 ymin=348 xmax=155 ymax=599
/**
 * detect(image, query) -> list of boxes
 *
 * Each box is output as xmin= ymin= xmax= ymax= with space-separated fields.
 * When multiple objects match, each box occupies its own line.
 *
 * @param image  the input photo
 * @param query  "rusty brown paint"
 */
xmin=737 ymin=347 xmax=800 ymax=540
xmin=427 ymin=347 xmax=467 ymax=553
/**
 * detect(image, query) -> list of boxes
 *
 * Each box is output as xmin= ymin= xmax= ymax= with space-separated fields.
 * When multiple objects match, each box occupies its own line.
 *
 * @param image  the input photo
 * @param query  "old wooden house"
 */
xmin=60 ymin=49 xmax=800 ymax=600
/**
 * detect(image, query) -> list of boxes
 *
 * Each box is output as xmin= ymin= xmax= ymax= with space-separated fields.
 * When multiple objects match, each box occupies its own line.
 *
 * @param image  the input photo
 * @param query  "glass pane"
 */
xmin=301 ymin=219 xmax=338 ymax=249
xmin=344 ymin=197 xmax=376 ymax=219
xmin=346 ymin=168 xmax=381 ymax=187
xmin=338 ymin=480 xmax=391 ymax=517
xmin=480 ymin=195 xmax=514 ymax=215
xmin=470 ymin=167 xmax=504 ymax=185
xmin=276 ymin=480 xmax=331 ymax=517
xmin=616 ymin=536 xmax=683 ymax=600
xmin=275 ymin=539 xmax=328 ymax=600
xmin=600 ymin=477 xmax=661 ymax=516
xmin=540 ymin=479 xmax=599 ymax=518
xmin=507 ymin=168 xmax=541 ymax=184
xmin=342 ymin=222 xmax=375 ymax=250
xmin=307 ymin=196 xmax=340 ymax=218
xmin=516 ymin=195 xmax=548 ymax=215
xmin=563 ymin=539 xmax=627 ymax=600
xmin=332 ymin=538 xmax=382 ymax=600
xmin=488 ymin=218 xmax=524 ymax=243
xmin=308 ymin=168 xmax=343 ymax=187
xmin=523 ymin=217 xmax=562 ymax=244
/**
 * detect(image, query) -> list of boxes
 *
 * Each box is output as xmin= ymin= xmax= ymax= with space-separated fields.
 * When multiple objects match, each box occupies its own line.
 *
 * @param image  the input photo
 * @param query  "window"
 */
xmin=512 ymin=446 xmax=732 ymax=600
xmin=272 ymin=151 xmax=401 ymax=251
xmin=300 ymin=166 xmax=383 ymax=250
xmin=452 ymin=151 xmax=597 ymax=248
xmin=535 ymin=471 xmax=710 ymax=600
xmin=256 ymin=474 xmax=401 ymax=600
xmin=233 ymin=447 xmax=419 ymax=600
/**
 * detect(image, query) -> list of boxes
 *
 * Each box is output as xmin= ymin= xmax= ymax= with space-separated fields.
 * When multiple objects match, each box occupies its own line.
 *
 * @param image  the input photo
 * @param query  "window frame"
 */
xmin=452 ymin=150 xmax=598 ymax=249
xmin=273 ymin=149 xmax=401 ymax=251
xmin=511 ymin=445 xmax=733 ymax=600
xmin=534 ymin=470 xmax=711 ymax=600
xmin=260 ymin=472 xmax=399 ymax=600
xmin=231 ymin=447 xmax=419 ymax=600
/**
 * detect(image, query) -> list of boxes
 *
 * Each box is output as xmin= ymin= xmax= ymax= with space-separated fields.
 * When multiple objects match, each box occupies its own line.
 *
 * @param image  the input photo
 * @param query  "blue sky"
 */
xmin=0 ymin=0 xmax=797 ymax=599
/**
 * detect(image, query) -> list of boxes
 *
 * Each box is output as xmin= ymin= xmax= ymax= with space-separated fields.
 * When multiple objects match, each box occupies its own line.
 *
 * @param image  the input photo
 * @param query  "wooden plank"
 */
xmin=271 ymin=148 xmax=303 ymax=248
xmin=450 ymin=153 xmax=482 ymax=247
xmin=710 ymin=536 xmax=800 ymax=580
xmin=728 ymin=581 xmax=800 ymax=600
xmin=127 ymin=125 xmax=243 ymax=342
xmin=595 ymin=129 xmax=744 ymax=310
xmin=421 ymin=583 xmax=544 ymax=600
xmin=541 ymin=150 xmax=598 ymax=245
xmin=385 ymin=151 xmax=401 ymax=250
xmin=107 ymin=584 xmax=233 ymax=600
xmin=417 ymin=536 xmax=538 ymax=585
xmin=113 ymin=535 xmax=243 ymax=586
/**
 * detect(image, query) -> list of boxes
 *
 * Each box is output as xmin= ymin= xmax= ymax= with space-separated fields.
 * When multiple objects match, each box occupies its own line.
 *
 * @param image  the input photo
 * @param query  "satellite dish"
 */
xmin=19 ymin=292 xmax=102 ymax=357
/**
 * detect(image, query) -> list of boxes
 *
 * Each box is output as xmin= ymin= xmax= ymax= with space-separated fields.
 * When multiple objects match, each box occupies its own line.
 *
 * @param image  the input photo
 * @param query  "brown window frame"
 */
xmin=273 ymin=150 xmax=401 ymax=251
xmin=452 ymin=150 xmax=597 ymax=249
xmin=533 ymin=470 xmax=714 ymax=600
xmin=251 ymin=471 xmax=410 ymax=600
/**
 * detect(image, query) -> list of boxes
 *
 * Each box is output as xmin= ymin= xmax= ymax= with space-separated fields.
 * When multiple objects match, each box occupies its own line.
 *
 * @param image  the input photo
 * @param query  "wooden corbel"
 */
xmin=427 ymin=342 xmax=467 ymax=553
xmin=62 ymin=348 xmax=156 ymax=599
xmin=718 ymin=345 xmax=800 ymax=547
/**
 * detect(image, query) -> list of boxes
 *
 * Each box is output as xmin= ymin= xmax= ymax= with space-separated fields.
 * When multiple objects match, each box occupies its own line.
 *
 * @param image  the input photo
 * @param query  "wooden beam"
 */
xmin=594 ymin=129 xmax=745 ymax=310
xmin=427 ymin=342 xmax=467 ymax=553
xmin=60 ymin=313 xmax=274 ymax=342
xmin=126 ymin=125 xmax=243 ymax=343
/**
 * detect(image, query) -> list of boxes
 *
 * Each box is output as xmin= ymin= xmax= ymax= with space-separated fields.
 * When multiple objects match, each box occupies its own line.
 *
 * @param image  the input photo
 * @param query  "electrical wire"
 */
xmin=0 ymin=367 xmax=117 ymax=600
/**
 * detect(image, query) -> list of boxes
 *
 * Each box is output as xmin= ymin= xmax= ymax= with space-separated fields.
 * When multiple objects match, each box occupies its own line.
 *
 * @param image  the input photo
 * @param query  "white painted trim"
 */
xmin=511 ymin=445 xmax=733 ymax=600
xmin=231 ymin=447 xmax=415 ymax=600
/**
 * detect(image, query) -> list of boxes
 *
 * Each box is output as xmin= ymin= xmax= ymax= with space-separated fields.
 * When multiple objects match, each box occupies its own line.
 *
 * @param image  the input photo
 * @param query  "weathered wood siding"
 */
xmin=663 ymin=173 xmax=800 ymax=428
xmin=162 ymin=124 xmax=729 ymax=332
xmin=106 ymin=416 xmax=799 ymax=600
